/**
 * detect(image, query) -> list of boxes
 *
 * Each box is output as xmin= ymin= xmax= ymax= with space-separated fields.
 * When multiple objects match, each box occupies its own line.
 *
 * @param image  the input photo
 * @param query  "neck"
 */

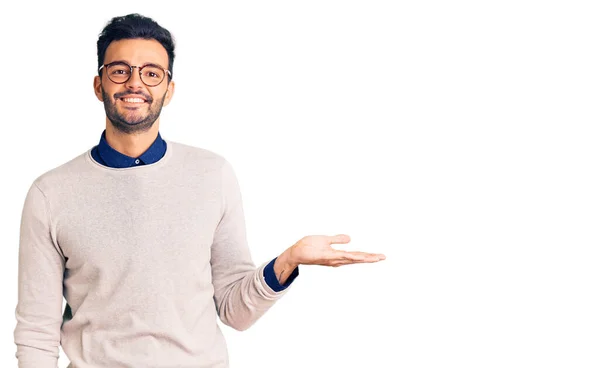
xmin=105 ymin=120 xmax=160 ymax=158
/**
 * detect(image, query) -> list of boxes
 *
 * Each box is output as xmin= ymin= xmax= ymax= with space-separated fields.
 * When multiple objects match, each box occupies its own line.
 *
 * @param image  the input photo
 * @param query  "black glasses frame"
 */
xmin=99 ymin=61 xmax=172 ymax=87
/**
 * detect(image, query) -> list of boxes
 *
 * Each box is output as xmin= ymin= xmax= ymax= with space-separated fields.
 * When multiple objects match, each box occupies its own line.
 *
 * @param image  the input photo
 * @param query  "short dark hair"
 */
xmin=97 ymin=13 xmax=175 ymax=80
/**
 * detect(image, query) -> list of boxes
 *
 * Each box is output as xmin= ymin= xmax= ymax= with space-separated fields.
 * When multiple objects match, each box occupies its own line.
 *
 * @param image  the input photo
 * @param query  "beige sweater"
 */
xmin=14 ymin=141 xmax=290 ymax=368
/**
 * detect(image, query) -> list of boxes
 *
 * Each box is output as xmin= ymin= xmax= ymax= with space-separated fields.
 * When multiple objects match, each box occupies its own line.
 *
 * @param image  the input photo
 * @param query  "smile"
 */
xmin=120 ymin=97 xmax=147 ymax=103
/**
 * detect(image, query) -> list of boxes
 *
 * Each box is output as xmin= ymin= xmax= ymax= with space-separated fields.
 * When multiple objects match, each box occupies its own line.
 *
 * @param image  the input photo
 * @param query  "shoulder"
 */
xmin=165 ymin=139 xmax=232 ymax=173
xmin=31 ymin=150 xmax=90 ymax=195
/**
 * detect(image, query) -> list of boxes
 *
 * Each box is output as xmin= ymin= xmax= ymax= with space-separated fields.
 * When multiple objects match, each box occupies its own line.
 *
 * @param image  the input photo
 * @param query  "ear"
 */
xmin=93 ymin=76 xmax=103 ymax=102
xmin=162 ymin=80 xmax=175 ymax=107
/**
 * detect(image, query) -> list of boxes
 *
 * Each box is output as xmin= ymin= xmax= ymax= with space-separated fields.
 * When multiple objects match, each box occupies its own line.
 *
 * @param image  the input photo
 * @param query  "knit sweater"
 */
xmin=14 ymin=140 xmax=291 ymax=368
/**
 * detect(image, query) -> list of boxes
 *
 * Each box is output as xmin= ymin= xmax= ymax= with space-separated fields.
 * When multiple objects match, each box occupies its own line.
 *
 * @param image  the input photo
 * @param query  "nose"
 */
xmin=125 ymin=67 xmax=145 ymax=90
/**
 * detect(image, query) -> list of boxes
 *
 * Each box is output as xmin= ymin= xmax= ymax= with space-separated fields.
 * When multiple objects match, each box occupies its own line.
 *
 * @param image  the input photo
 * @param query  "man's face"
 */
xmin=93 ymin=38 xmax=175 ymax=134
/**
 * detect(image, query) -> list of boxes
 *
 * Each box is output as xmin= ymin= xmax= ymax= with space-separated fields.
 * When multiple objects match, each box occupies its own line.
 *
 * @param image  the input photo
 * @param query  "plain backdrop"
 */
xmin=1 ymin=1 xmax=599 ymax=367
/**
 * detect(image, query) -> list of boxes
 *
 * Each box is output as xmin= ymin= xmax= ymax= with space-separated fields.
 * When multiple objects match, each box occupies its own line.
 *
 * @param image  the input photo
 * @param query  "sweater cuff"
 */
xmin=263 ymin=257 xmax=299 ymax=292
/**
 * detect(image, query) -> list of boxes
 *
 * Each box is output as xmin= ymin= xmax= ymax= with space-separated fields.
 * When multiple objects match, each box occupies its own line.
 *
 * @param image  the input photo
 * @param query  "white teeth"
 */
xmin=122 ymin=98 xmax=145 ymax=103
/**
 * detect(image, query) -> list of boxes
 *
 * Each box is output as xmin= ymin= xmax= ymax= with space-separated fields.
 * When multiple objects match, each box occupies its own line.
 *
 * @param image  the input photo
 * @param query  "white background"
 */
xmin=1 ymin=1 xmax=598 ymax=367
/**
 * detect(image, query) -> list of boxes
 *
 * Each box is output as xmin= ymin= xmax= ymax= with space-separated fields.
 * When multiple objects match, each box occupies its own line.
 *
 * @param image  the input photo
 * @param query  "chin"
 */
xmin=124 ymin=119 xmax=148 ymax=126
xmin=122 ymin=112 xmax=148 ymax=122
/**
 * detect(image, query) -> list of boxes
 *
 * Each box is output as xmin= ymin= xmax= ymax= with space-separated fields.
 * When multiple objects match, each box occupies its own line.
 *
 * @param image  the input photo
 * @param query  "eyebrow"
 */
xmin=106 ymin=60 xmax=167 ymax=70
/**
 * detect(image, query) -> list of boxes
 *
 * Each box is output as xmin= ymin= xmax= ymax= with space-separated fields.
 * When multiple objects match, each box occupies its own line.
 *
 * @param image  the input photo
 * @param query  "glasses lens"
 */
xmin=140 ymin=66 xmax=165 ymax=86
xmin=106 ymin=63 xmax=131 ymax=84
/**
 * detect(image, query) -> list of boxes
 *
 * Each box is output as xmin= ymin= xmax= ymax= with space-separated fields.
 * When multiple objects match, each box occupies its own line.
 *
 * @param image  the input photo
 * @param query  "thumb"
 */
xmin=329 ymin=234 xmax=351 ymax=244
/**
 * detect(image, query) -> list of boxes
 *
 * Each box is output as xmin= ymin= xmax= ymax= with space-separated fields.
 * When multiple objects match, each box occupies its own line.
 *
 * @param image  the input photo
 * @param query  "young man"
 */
xmin=14 ymin=13 xmax=385 ymax=368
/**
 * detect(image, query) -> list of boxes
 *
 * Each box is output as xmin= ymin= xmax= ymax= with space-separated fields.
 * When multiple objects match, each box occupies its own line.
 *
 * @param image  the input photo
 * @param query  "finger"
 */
xmin=328 ymin=258 xmax=355 ymax=266
xmin=347 ymin=251 xmax=386 ymax=261
xmin=331 ymin=250 xmax=363 ymax=261
xmin=331 ymin=250 xmax=385 ymax=263
xmin=327 ymin=259 xmax=352 ymax=267
xmin=328 ymin=234 xmax=351 ymax=245
xmin=329 ymin=258 xmax=380 ymax=267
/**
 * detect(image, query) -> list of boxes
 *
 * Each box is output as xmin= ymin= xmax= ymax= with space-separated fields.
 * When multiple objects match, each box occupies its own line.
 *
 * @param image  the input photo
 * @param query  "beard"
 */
xmin=102 ymin=87 xmax=167 ymax=134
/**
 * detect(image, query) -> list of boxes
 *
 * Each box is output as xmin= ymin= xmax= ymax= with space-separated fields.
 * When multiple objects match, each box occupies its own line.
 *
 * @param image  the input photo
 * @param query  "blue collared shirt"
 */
xmin=90 ymin=130 xmax=298 ymax=291
xmin=91 ymin=130 xmax=166 ymax=168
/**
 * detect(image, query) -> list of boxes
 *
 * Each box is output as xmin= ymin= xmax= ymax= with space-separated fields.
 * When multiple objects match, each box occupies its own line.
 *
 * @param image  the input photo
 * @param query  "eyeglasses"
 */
xmin=99 ymin=61 xmax=171 ymax=87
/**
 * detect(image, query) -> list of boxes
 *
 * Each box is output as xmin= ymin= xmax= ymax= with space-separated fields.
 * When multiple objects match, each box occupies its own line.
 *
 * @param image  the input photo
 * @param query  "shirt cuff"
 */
xmin=263 ymin=257 xmax=299 ymax=292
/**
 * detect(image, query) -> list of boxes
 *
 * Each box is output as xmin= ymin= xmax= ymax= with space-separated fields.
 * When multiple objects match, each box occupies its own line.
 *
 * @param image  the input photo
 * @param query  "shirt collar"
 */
xmin=96 ymin=129 xmax=167 ymax=168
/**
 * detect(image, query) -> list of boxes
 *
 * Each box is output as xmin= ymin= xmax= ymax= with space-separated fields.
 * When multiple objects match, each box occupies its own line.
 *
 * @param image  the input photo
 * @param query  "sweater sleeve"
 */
xmin=14 ymin=183 xmax=65 ymax=368
xmin=210 ymin=159 xmax=294 ymax=331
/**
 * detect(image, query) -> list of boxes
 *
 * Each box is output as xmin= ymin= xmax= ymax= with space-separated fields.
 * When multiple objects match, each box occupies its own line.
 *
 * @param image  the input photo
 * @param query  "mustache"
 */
xmin=114 ymin=91 xmax=153 ymax=103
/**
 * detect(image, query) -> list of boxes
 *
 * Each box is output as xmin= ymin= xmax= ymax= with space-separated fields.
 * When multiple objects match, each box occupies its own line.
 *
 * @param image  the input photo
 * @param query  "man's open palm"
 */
xmin=289 ymin=234 xmax=386 ymax=267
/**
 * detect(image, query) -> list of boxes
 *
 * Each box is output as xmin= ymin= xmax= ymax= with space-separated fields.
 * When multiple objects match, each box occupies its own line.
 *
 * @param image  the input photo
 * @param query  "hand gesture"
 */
xmin=288 ymin=234 xmax=385 ymax=267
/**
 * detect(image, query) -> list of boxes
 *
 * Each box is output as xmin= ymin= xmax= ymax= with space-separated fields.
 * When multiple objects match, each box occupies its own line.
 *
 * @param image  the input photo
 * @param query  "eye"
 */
xmin=108 ymin=65 xmax=130 ymax=75
xmin=143 ymin=67 xmax=163 ymax=80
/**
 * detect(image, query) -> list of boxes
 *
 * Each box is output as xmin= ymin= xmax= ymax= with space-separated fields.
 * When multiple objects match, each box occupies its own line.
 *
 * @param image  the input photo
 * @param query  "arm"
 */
xmin=210 ymin=160 xmax=293 ymax=331
xmin=14 ymin=183 xmax=65 ymax=368
xmin=210 ymin=160 xmax=386 ymax=331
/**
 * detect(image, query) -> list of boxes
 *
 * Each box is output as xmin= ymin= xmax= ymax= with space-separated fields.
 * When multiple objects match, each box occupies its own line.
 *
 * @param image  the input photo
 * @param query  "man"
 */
xmin=14 ymin=13 xmax=385 ymax=368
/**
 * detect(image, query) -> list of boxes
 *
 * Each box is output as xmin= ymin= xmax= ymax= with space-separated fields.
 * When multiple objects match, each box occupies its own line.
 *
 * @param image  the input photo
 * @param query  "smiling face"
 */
xmin=94 ymin=38 xmax=175 ymax=134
